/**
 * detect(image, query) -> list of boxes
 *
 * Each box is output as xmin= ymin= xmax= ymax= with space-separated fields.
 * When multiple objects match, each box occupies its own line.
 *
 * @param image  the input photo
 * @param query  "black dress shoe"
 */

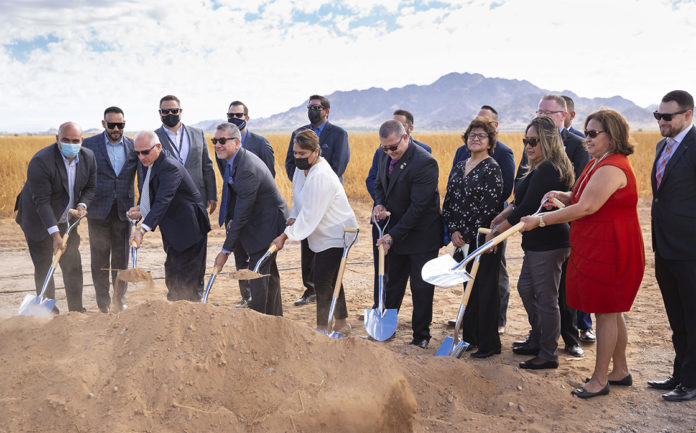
xmin=293 ymin=293 xmax=317 ymax=306
xmin=585 ymin=374 xmax=632 ymax=386
xmin=471 ymin=348 xmax=501 ymax=358
xmin=512 ymin=344 xmax=539 ymax=356
xmin=662 ymin=384 xmax=696 ymax=402
xmin=409 ymin=338 xmax=429 ymax=349
xmin=519 ymin=357 xmax=558 ymax=370
xmin=513 ymin=330 xmax=532 ymax=347
xmin=565 ymin=344 xmax=584 ymax=357
xmin=571 ymin=383 xmax=610 ymax=399
xmin=648 ymin=376 xmax=679 ymax=390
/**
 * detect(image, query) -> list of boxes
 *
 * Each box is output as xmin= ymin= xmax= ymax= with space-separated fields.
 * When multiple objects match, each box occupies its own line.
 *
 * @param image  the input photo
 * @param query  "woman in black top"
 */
xmin=488 ymin=116 xmax=575 ymax=369
xmin=443 ymin=117 xmax=504 ymax=358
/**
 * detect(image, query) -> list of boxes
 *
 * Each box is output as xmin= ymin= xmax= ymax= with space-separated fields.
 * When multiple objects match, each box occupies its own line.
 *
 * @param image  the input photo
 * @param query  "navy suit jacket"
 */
xmin=139 ymin=150 xmax=210 ymax=252
xmin=15 ymin=143 xmax=97 ymax=242
xmin=285 ymin=121 xmax=350 ymax=181
xmin=366 ymin=137 xmax=431 ymax=201
xmin=216 ymin=129 xmax=275 ymax=179
xmin=569 ymin=126 xmax=585 ymax=138
xmin=651 ymin=126 xmax=696 ymax=260
xmin=450 ymin=140 xmax=515 ymax=205
xmin=82 ymin=132 xmax=141 ymax=221
xmin=219 ymin=148 xmax=288 ymax=254
xmin=374 ymin=142 xmax=442 ymax=254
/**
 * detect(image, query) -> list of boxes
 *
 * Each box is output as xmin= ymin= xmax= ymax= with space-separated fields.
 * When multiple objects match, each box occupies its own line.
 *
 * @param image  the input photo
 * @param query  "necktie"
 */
xmin=140 ymin=166 xmax=152 ymax=220
xmin=388 ymin=158 xmax=399 ymax=174
xmin=218 ymin=163 xmax=231 ymax=227
xmin=656 ymin=138 xmax=676 ymax=188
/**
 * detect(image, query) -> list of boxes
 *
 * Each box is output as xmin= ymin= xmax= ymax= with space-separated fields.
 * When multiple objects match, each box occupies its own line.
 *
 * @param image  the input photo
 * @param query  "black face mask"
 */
xmin=295 ymin=150 xmax=317 ymax=170
xmin=227 ymin=116 xmax=247 ymax=132
xmin=308 ymin=110 xmax=323 ymax=125
xmin=162 ymin=114 xmax=180 ymax=128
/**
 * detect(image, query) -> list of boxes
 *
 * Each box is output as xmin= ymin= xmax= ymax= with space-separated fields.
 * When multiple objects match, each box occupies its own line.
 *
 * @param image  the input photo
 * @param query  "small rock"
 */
xmin=446 ymin=396 xmax=453 ymax=404
xmin=221 ymin=322 xmax=227 ymax=327
xmin=177 ymin=353 xmax=185 ymax=359
xmin=128 ymin=351 xmax=132 ymax=356
xmin=517 ymin=404 xmax=524 ymax=413
xmin=561 ymin=384 xmax=566 ymax=389
xmin=187 ymin=325 xmax=194 ymax=331
xmin=87 ymin=393 xmax=94 ymax=399
xmin=267 ymin=368 xmax=275 ymax=373
xmin=119 ymin=328 xmax=126 ymax=335
xmin=113 ymin=386 xmax=118 ymax=392
xmin=516 ymin=385 xmax=523 ymax=391
xmin=508 ymin=402 xmax=514 ymax=407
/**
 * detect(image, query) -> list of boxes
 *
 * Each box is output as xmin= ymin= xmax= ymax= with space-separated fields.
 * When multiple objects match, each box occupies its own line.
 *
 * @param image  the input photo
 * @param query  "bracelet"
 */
xmin=137 ymin=226 xmax=146 ymax=234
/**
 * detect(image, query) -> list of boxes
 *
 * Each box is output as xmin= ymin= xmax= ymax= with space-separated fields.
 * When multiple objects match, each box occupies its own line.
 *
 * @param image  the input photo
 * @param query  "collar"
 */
xmin=103 ymin=131 xmax=124 ymax=146
xmin=670 ymin=124 xmax=693 ymax=145
xmin=312 ymin=120 xmax=327 ymax=137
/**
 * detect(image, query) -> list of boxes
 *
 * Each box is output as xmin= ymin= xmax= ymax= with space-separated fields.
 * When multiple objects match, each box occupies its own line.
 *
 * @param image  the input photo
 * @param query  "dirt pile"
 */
xmin=0 ymin=301 xmax=416 ymax=432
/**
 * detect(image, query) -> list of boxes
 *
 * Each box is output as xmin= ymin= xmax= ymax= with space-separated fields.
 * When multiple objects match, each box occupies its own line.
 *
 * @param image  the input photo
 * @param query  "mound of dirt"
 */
xmin=0 ymin=301 xmax=417 ymax=433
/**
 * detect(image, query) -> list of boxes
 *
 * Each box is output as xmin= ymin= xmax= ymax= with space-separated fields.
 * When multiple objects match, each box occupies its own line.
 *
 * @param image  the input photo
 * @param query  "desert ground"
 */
xmin=1 ymin=198 xmax=695 ymax=432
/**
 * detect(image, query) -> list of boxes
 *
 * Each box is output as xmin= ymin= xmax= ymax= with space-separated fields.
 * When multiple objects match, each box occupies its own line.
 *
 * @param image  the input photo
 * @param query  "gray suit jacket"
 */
xmin=155 ymin=124 xmax=217 ymax=204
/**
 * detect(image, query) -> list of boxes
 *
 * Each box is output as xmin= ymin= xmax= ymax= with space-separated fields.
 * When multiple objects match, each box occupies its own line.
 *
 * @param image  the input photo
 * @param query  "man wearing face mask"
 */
xmin=284 ymin=95 xmax=350 ymax=306
xmin=15 ymin=122 xmax=97 ymax=313
xmin=155 ymin=94 xmax=217 ymax=214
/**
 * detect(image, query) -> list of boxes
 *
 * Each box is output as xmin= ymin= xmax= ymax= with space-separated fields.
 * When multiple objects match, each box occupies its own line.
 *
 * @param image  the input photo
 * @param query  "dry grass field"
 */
xmin=0 ymin=131 xmax=661 ymax=218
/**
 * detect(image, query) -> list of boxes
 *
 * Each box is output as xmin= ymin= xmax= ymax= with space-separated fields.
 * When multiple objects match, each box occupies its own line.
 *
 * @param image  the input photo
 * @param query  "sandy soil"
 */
xmin=0 ymin=198 xmax=695 ymax=432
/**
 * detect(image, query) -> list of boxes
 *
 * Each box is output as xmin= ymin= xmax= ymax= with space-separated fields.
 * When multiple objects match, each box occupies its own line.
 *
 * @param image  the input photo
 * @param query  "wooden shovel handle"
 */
xmin=330 ymin=258 xmax=348 ymax=301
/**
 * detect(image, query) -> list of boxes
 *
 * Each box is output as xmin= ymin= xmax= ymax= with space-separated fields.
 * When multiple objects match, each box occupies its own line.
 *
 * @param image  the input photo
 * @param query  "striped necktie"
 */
xmin=656 ymin=138 xmax=676 ymax=188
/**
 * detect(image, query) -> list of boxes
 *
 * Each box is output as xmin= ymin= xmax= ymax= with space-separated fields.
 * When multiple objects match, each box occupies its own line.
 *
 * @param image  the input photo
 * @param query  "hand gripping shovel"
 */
xmin=18 ymin=210 xmax=83 ymax=317
xmin=201 ymin=265 xmax=221 ymax=304
xmin=318 ymin=228 xmax=359 ymax=339
xmin=364 ymin=213 xmax=398 ymax=341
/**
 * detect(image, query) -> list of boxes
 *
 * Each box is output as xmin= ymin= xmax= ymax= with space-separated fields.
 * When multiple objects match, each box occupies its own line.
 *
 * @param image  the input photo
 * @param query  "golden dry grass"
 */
xmin=0 ymin=131 xmax=662 ymax=218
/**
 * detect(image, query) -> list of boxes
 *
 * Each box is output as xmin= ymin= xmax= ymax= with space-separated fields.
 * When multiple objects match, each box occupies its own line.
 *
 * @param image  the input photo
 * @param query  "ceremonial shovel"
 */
xmin=364 ymin=213 xmax=398 ymax=341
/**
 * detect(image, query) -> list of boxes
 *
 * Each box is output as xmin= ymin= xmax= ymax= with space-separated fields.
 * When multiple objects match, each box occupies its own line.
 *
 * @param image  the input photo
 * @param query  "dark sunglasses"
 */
xmin=653 ymin=109 xmax=688 ymax=121
xmin=106 ymin=122 xmax=125 ymax=130
xmin=134 ymin=144 xmax=156 ymax=156
xmin=227 ymin=112 xmax=245 ymax=119
xmin=522 ymin=137 xmax=539 ymax=147
xmin=307 ymin=104 xmax=325 ymax=111
xmin=159 ymin=108 xmax=181 ymax=115
xmin=584 ymin=129 xmax=606 ymax=138
xmin=381 ymin=138 xmax=401 ymax=153
xmin=211 ymin=137 xmax=237 ymax=145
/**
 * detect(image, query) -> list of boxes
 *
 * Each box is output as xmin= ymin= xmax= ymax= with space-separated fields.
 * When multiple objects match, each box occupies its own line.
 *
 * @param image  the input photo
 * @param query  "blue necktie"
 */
xmin=218 ymin=163 xmax=231 ymax=227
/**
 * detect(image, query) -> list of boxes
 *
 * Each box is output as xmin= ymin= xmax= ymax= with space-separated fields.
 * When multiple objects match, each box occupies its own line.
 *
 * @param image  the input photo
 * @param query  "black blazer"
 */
xmin=515 ymin=128 xmax=590 ymax=187
xmin=651 ymin=126 xmax=696 ymax=260
xmin=15 ymin=143 xmax=97 ymax=242
xmin=284 ymin=121 xmax=350 ymax=181
xmin=139 ymin=150 xmax=211 ymax=252
xmin=374 ymin=142 xmax=443 ymax=254
xmin=215 ymin=130 xmax=276 ymax=179
xmin=220 ymin=148 xmax=288 ymax=255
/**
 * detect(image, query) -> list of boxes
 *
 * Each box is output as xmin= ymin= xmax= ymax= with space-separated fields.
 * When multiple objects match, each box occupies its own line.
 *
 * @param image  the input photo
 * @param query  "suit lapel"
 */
xmin=658 ymin=127 xmax=696 ymax=191
xmin=385 ymin=143 xmax=413 ymax=197
xmin=54 ymin=144 xmax=69 ymax=194
xmin=183 ymin=125 xmax=193 ymax=168
xmin=99 ymin=133 xmax=117 ymax=176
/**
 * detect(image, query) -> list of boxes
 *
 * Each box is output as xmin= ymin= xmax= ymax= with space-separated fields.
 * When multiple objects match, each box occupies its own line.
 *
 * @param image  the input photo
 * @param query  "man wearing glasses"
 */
xmin=649 ymin=90 xmax=696 ymax=402
xmin=284 ymin=95 xmax=350 ymax=306
xmin=83 ymin=106 xmax=141 ymax=312
xmin=155 ymin=95 xmax=217 ymax=214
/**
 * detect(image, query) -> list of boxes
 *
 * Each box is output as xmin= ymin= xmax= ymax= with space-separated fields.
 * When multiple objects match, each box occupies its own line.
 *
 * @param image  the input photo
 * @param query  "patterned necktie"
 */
xmin=218 ymin=163 xmax=231 ymax=227
xmin=388 ymin=158 xmax=399 ymax=174
xmin=656 ymin=138 xmax=676 ymax=188
xmin=139 ymin=166 xmax=152 ymax=220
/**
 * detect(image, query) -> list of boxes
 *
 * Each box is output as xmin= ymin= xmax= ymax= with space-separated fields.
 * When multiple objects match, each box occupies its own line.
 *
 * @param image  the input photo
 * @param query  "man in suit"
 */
xmin=212 ymin=123 xmax=288 ymax=316
xmin=15 ymin=122 xmax=96 ymax=313
xmin=450 ymin=105 xmax=515 ymax=335
xmin=155 ymin=94 xmax=217 ymax=213
xmin=648 ymin=90 xmax=696 ymax=402
xmin=562 ymin=95 xmax=586 ymax=139
xmin=373 ymin=119 xmax=442 ymax=349
xmin=223 ymin=100 xmax=276 ymax=308
xmin=128 ymin=131 xmax=211 ymax=302
xmin=514 ymin=94 xmax=590 ymax=358
xmin=83 ymin=106 xmax=140 ymax=313
xmin=284 ymin=94 xmax=350 ymax=306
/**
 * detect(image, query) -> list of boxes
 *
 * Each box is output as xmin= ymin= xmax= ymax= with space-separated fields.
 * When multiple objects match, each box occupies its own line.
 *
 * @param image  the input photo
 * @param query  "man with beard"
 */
xmin=284 ymin=95 xmax=350 ymax=306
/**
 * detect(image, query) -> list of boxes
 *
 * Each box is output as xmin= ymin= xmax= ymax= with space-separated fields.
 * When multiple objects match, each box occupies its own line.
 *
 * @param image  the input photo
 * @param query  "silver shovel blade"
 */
xmin=451 ymin=340 xmax=471 ymax=358
xmin=17 ymin=294 xmax=55 ymax=317
xmin=435 ymin=336 xmax=455 ymax=357
xmin=421 ymin=254 xmax=473 ymax=287
xmin=364 ymin=307 xmax=398 ymax=341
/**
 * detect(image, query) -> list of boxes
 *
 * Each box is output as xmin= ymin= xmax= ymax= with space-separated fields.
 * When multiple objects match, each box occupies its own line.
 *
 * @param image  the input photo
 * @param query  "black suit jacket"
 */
xmin=216 ymin=129 xmax=275 ymax=179
xmin=220 ymin=148 xmax=288 ymax=254
xmin=15 ymin=143 xmax=97 ymax=242
xmin=651 ymin=126 xmax=696 ymax=260
xmin=139 ymin=150 xmax=211 ymax=252
xmin=374 ymin=142 xmax=442 ymax=254
xmin=284 ymin=121 xmax=350 ymax=181
xmin=515 ymin=128 xmax=590 ymax=187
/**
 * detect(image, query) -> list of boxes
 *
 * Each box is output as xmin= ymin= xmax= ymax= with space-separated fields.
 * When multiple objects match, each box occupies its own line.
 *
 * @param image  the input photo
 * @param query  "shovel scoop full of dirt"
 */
xmin=115 ymin=268 xmax=154 ymax=289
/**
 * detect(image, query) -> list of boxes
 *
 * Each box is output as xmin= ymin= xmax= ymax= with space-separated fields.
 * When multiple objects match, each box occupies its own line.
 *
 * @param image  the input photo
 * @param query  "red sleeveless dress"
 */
xmin=566 ymin=153 xmax=645 ymax=313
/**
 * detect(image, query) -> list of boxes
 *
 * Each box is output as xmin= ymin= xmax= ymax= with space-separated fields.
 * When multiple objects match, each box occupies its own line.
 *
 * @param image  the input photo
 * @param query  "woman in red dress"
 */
xmin=521 ymin=109 xmax=645 ymax=399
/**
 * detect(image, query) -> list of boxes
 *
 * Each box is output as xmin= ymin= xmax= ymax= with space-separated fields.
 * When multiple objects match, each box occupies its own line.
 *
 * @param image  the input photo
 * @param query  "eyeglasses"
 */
xmin=584 ymin=129 xmax=606 ymax=138
xmin=536 ymin=110 xmax=564 ymax=116
xmin=211 ymin=137 xmax=237 ymax=145
xmin=653 ymin=109 xmax=688 ymax=121
xmin=159 ymin=108 xmax=181 ymax=115
xmin=227 ymin=112 xmax=245 ymax=119
xmin=106 ymin=122 xmax=125 ymax=130
xmin=522 ymin=137 xmax=540 ymax=147
xmin=467 ymin=133 xmax=488 ymax=141
xmin=307 ymin=104 xmax=325 ymax=111
xmin=381 ymin=137 xmax=402 ymax=153
xmin=134 ymin=144 xmax=157 ymax=156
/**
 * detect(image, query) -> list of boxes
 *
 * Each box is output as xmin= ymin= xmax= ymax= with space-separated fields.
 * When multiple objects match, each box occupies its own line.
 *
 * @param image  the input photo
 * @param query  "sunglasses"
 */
xmin=653 ymin=109 xmax=688 ymax=121
xmin=211 ymin=137 xmax=237 ymax=145
xmin=227 ymin=112 xmax=245 ymax=119
xmin=159 ymin=108 xmax=181 ymax=115
xmin=381 ymin=138 xmax=402 ymax=153
xmin=307 ymin=104 xmax=325 ymax=111
xmin=584 ymin=129 xmax=606 ymax=138
xmin=106 ymin=122 xmax=125 ymax=130
xmin=134 ymin=144 xmax=157 ymax=156
xmin=522 ymin=137 xmax=539 ymax=147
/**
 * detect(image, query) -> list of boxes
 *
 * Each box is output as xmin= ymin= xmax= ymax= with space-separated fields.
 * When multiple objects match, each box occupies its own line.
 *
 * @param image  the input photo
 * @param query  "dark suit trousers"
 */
xmin=233 ymin=243 xmax=251 ymax=300
xmin=25 ymin=224 xmax=83 ymax=311
xmin=314 ymin=247 xmax=347 ymax=327
xmin=300 ymin=239 xmax=316 ymax=297
xmin=385 ymin=249 xmax=438 ymax=341
xmin=247 ymin=249 xmax=283 ymax=316
xmin=88 ymin=204 xmax=130 ymax=310
xmin=558 ymin=259 xmax=580 ymax=347
xmin=655 ymin=252 xmax=696 ymax=387
xmin=163 ymin=236 xmax=207 ymax=302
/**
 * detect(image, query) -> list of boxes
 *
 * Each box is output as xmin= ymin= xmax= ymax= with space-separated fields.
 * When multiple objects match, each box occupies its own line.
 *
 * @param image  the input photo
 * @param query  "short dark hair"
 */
xmin=308 ymin=95 xmax=330 ymax=109
xmin=479 ymin=105 xmax=499 ymax=121
xmin=463 ymin=117 xmax=497 ymax=156
xmin=104 ymin=106 xmax=124 ymax=118
xmin=294 ymin=129 xmax=320 ymax=152
xmin=228 ymin=100 xmax=248 ymax=115
xmin=662 ymin=90 xmax=694 ymax=111
xmin=393 ymin=109 xmax=414 ymax=127
xmin=584 ymin=109 xmax=635 ymax=156
xmin=160 ymin=95 xmax=181 ymax=106
xmin=561 ymin=95 xmax=575 ymax=113
xmin=379 ymin=119 xmax=406 ymax=140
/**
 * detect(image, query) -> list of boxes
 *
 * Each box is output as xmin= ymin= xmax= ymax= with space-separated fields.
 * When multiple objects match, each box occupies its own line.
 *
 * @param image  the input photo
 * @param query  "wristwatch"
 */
xmin=539 ymin=214 xmax=546 ymax=227
xmin=137 ymin=226 xmax=147 ymax=234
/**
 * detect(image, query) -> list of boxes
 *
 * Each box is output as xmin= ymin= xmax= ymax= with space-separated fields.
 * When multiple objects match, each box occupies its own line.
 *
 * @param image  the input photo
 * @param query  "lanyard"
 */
xmin=166 ymin=125 xmax=186 ymax=163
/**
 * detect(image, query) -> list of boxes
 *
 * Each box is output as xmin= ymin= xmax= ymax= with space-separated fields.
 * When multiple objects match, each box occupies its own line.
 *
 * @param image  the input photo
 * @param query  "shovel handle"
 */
xmin=267 ymin=244 xmax=277 ymax=254
xmin=550 ymin=197 xmax=565 ymax=209
xmin=331 ymin=258 xmax=348 ymax=301
xmin=378 ymin=244 xmax=385 ymax=275
xmin=479 ymin=228 xmax=491 ymax=234
xmin=344 ymin=227 xmax=358 ymax=233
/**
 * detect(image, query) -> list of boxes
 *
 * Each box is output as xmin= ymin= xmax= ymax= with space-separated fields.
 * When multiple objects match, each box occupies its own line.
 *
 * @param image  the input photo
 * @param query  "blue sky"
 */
xmin=0 ymin=0 xmax=694 ymax=132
